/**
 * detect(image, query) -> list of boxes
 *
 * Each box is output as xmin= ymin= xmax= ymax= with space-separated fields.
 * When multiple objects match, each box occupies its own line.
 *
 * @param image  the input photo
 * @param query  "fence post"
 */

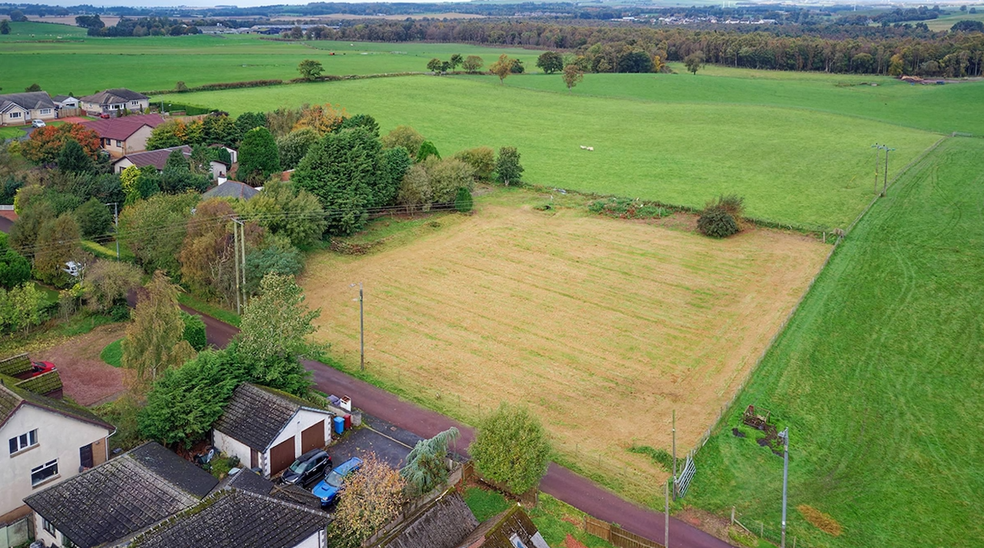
xmin=731 ymin=507 xmax=735 ymax=525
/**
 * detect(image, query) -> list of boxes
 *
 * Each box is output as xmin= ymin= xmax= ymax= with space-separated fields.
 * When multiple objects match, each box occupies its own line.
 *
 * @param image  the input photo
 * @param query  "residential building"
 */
xmin=51 ymin=95 xmax=80 ymax=111
xmin=0 ymin=381 xmax=114 ymax=545
xmin=25 ymin=442 xmax=218 ymax=548
xmin=112 ymin=145 xmax=229 ymax=180
xmin=455 ymin=505 xmax=549 ymax=548
xmin=202 ymin=178 xmax=258 ymax=200
xmin=79 ymin=88 xmax=150 ymax=116
xmin=82 ymin=114 xmax=165 ymax=158
xmin=127 ymin=487 xmax=330 ymax=548
xmin=0 ymin=92 xmax=56 ymax=126
xmin=213 ymin=383 xmax=336 ymax=478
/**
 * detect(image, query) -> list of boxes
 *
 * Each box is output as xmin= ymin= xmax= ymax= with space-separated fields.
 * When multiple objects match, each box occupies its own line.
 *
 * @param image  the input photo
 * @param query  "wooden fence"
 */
xmin=584 ymin=516 xmax=664 ymax=548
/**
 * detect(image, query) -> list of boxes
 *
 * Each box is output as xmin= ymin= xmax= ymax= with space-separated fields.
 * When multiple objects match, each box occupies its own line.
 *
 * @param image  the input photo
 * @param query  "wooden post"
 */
xmin=760 ymin=522 xmax=764 ymax=538
xmin=664 ymin=481 xmax=669 ymax=548
xmin=731 ymin=507 xmax=735 ymax=525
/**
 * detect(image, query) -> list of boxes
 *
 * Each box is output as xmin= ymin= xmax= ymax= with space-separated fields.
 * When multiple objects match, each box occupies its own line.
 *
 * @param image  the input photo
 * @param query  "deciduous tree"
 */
xmin=0 ymin=20 xmax=10 ymax=34
xmin=82 ymin=259 xmax=142 ymax=312
xmin=469 ymin=402 xmax=550 ymax=495
xmin=34 ymin=214 xmax=82 ymax=288
xmin=276 ymin=128 xmax=320 ymax=170
xmin=490 ymin=54 xmax=513 ymax=84
xmin=118 ymin=192 xmax=199 ymax=276
xmin=426 ymin=157 xmax=475 ymax=203
xmin=461 ymin=55 xmax=484 ymax=72
xmin=238 ymin=179 xmax=326 ymax=248
xmin=330 ymin=454 xmax=407 ymax=548
xmin=562 ymin=63 xmax=584 ymax=92
xmin=453 ymin=147 xmax=495 ymax=180
xmin=74 ymin=197 xmax=112 ymax=238
xmin=382 ymin=126 xmax=425 ymax=159
xmin=22 ymin=124 xmax=101 ymax=165
xmin=536 ymin=51 xmax=564 ymax=74
xmin=0 ymin=242 xmax=31 ymax=290
xmin=298 ymin=59 xmax=325 ymax=80
xmin=122 ymin=271 xmax=196 ymax=392
xmin=495 ymin=147 xmax=524 ymax=186
xmin=685 ymin=51 xmax=705 ymax=75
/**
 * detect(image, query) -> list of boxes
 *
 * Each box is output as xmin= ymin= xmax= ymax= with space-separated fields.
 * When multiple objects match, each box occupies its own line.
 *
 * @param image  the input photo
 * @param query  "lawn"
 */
xmin=0 ymin=32 xmax=544 ymax=96
xmin=100 ymin=338 xmax=123 ymax=368
xmin=686 ymin=137 xmax=984 ymax=548
xmin=492 ymin=67 xmax=984 ymax=136
xmin=301 ymin=191 xmax=829 ymax=503
xmin=166 ymin=76 xmax=939 ymax=228
xmin=912 ymin=11 xmax=984 ymax=31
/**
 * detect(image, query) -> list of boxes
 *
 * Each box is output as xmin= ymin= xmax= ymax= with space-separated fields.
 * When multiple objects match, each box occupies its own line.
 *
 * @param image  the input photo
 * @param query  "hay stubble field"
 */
xmin=302 ymin=199 xmax=829 ymax=500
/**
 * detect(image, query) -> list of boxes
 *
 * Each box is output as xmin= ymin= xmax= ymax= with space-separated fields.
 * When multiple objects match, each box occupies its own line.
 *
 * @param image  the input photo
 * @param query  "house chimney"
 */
xmin=217 ymin=177 xmax=227 ymax=185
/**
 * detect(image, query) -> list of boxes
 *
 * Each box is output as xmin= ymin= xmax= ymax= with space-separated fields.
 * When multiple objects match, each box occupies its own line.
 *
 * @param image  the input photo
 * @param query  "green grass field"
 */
xmin=0 ymin=27 xmax=544 ymax=95
xmin=913 ymin=11 xmax=984 ymax=31
xmin=0 ymin=20 xmax=86 ymax=42
xmin=100 ymin=338 xmax=123 ymax=367
xmin=167 ymin=76 xmax=939 ymax=228
xmin=687 ymin=137 xmax=984 ymax=548
xmin=493 ymin=66 xmax=984 ymax=136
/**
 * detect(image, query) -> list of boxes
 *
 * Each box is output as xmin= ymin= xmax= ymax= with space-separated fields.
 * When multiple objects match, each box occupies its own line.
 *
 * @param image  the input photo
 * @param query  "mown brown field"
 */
xmin=302 ymin=202 xmax=828 ymax=499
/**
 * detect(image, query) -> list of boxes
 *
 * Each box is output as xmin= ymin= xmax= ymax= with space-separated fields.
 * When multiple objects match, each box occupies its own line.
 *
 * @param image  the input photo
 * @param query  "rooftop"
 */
xmin=25 ymin=442 xmax=218 ymax=548
xmin=202 ymin=180 xmax=259 ymax=200
xmin=0 ymin=91 xmax=55 ymax=114
xmin=378 ymin=490 xmax=478 ymax=548
xmin=80 ymin=88 xmax=149 ymax=105
xmin=82 ymin=113 xmax=165 ymax=140
xmin=0 ymin=380 xmax=110 ymax=432
xmin=214 ymin=383 xmax=330 ymax=451
xmin=113 ymin=145 xmax=191 ymax=171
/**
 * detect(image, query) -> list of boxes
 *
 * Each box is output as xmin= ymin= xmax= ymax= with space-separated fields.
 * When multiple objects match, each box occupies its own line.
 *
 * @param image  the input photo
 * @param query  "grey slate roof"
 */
xmin=0 ymin=92 xmax=55 ymax=114
xmin=128 ymin=488 xmax=330 ymax=548
xmin=217 ymin=468 xmax=323 ymax=509
xmin=454 ymin=506 xmax=548 ymax=548
xmin=0 ymin=380 xmax=112 ymax=431
xmin=80 ymin=88 xmax=148 ymax=105
xmin=214 ymin=383 xmax=330 ymax=451
xmin=25 ymin=442 xmax=218 ymax=548
xmin=379 ymin=490 xmax=479 ymax=548
xmin=113 ymin=145 xmax=191 ymax=171
xmin=202 ymin=180 xmax=259 ymax=201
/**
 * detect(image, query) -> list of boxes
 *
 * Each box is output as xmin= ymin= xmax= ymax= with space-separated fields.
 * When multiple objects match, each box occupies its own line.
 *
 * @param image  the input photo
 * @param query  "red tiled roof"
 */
xmin=82 ymin=114 xmax=165 ymax=140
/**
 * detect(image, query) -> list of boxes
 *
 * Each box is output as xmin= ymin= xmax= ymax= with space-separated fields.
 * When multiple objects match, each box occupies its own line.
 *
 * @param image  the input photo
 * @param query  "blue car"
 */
xmin=312 ymin=457 xmax=363 ymax=508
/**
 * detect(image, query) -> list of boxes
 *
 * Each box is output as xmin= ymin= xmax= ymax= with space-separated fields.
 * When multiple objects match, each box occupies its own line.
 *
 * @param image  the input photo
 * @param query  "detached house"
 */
xmin=213 ymin=384 xmax=336 ymax=478
xmin=113 ymin=145 xmax=229 ymax=180
xmin=82 ymin=114 xmax=165 ymax=158
xmin=25 ymin=442 xmax=219 ymax=548
xmin=0 ymin=92 xmax=56 ymax=127
xmin=80 ymin=88 xmax=150 ymax=116
xmin=0 ymin=381 xmax=114 ymax=545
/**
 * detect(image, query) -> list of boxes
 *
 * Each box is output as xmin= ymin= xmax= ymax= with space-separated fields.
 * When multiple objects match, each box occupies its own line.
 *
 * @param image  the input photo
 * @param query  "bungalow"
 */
xmin=0 ymin=381 xmax=114 ymax=546
xmin=82 ymin=114 xmax=165 ymax=158
xmin=25 ymin=442 xmax=219 ymax=548
xmin=80 ymin=88 xmax=150 ymax=116
xmin=113 ymin=145 xmax=229 ymax=180
xmin=213 ymin=383 xmax=338 ymax=478
xmin=51 ymin=95 xmax=79 ymax=111
xmin=0 ymin=92 xmax=56 ymax=127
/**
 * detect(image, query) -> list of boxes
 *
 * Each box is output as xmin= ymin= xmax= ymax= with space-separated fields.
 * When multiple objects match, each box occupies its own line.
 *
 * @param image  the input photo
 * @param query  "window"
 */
xmin=42 ymin=517 xmax=55 ymax=536
xmin=9 ymin=112 xmax=21 ymax=119
xmin=116 ymin=140 xmax=124 ymax=147
xmin=39 ymin=108 xmax=51 ymax=115
xmin=31 ymin=459 xmax=58 ymax=486
xmin=9 ymin=429 xmax=38 ymax=454
xmin=130 ymin=100 xmax=140 ymax=105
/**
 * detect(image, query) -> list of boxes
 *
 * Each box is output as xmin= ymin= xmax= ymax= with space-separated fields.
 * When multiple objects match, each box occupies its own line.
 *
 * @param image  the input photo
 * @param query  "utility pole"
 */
xmin=352 ymin=282 xmax=364 ymax=371
xmin=232 ymin=219 xmax=242 ymax=314
xmin=104 ymin=202 xmax=119 ymax=259
xmin=672 ymin=409 xmax=677 ymax=500
xmin=882 ymin=146 xmax=895 ymax=197
xmin=870 ymin=144 xmax=880 ymax=196
xmin=779 ymin=428 xmax=789 ymax=548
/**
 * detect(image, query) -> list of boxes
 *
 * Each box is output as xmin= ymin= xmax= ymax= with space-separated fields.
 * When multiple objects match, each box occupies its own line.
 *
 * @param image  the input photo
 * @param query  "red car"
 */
xmin=99 ymin=113 xmax=111 ymax=119
xmin=30 ymin=361 xmax=56 ymax=377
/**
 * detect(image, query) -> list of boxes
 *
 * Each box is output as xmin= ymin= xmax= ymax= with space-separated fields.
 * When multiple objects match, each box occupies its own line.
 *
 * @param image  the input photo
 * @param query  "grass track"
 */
xmin=167 ymin=76 xmax=938 ymax=228
xmin=687 ymin=137 xmax=984 ymax=548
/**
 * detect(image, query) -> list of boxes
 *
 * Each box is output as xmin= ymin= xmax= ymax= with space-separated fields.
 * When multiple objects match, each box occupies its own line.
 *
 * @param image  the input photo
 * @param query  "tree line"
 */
xmin=315 ymin=19 xmax=984 ymax=77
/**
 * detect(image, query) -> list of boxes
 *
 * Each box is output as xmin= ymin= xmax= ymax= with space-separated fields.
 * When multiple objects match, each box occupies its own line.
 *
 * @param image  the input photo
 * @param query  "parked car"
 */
xmin=31 ymin=119 xmax=46 ymax=128
xmin=30 ymin=361 xmax=56 ymax=377
xmin=312 ymin=457 xmax=362 ymax=508
xmin=99 ymin=113 xmax=111 ymax=119
xmin=280 ymin=449 xmax=332 ymax=487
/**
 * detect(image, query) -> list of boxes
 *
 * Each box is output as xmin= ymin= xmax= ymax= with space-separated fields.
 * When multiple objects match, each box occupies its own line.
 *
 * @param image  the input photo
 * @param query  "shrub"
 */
xmin=181 ymin=311 xmax=207 ymax=351
xmin=455 ymin=187 xmax=473 ymax=213
xmin=469 ymin=402 xmax=550 ymax=495
xmin=453 ymin=147 xmax=495 ymax=180
xmin=698 ymin=195 xmax=745 ymax=238
xmin=416 ymin=141 xmax=440 ymax=163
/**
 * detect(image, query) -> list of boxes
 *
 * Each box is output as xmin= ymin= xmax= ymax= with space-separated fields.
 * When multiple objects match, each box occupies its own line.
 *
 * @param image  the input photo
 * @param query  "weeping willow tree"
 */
xmin=400 ymin=427 xmax=460 ymax=496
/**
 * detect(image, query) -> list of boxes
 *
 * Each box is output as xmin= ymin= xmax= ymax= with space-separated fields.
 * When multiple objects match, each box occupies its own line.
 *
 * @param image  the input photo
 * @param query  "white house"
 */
xmin=0 ymin=92 xmax=57 ymax=127
xmin=0 ymin=382 xmax=114 ymax=545
xmin=51 ymin=95 xmax=80 ymax=111
xmin=213 ymin=384 xmax=336 ymax=478
xmin=79 ymin=88 xmax=149 ymax=116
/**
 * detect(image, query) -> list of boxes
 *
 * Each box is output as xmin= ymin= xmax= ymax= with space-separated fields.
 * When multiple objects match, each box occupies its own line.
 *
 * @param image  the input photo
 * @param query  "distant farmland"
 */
xmin=301 ymin=197 xmax=830 ymax=502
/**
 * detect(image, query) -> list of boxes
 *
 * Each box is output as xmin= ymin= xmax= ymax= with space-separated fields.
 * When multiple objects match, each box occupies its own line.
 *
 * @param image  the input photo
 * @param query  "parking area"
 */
xmin=328 ymin=414 xmax=421 ymax=469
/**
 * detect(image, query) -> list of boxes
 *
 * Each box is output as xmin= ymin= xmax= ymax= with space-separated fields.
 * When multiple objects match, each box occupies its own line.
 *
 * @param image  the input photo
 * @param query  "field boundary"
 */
xmin=686 ymin=135 xmax=949 ymax=458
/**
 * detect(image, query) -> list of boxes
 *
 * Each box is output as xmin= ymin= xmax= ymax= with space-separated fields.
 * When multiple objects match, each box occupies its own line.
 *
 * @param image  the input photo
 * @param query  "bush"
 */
xmin=416 ymin=141 xmax=440 ymax=163
xmin=698 ymin=194 xmax=745 ymax=238
xmin=455 ymin=187 xmax=473 ymax=213
xmin=453 ymin=147 xmax=495 ymax=181
xmin=181 ymin=312 xmax=207 ymax=351
xmin=469 ymin=402 xmax=550 ymax=495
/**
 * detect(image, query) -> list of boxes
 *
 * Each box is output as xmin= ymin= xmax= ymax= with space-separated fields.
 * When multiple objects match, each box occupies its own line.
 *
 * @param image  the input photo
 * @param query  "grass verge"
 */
xmin=177 ymin=293 xmax=240 ymax=327
xmin=100 ymin=338 xmax=123 ymax=368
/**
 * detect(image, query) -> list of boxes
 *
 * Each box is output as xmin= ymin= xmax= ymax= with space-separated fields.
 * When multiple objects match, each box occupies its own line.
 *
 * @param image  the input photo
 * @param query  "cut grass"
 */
xmin=100 ymin=338 xmax=123 ymax=368
xmin=303 ymin=189 xmax=829 ymax=504
xmin=166 ymin=76 xmax=939 ymax=228
xmin=176 ymin=292 xmax=240 ymax=327
xmin=462 ymin=487 xmax=616 ymax=548
xmin=687 ymin=137 xmax=984 ymax=548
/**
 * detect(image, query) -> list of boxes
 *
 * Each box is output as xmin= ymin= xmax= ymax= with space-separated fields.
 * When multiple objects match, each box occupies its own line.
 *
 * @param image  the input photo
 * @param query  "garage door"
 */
xmin=269 ymin=437 xmax=295 ymax=476
xmin=301 ymin=421 xmax=325 ymax=453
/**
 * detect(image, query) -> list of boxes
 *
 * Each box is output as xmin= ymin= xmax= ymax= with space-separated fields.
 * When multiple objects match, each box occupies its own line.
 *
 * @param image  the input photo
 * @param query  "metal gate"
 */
xmin=675 ymin=451 xmax=696 ymax=498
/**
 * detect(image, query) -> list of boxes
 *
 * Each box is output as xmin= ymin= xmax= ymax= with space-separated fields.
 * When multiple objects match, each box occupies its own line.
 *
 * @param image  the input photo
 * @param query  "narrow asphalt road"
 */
xmin=193 ymin=310 xmax=733 ymax=548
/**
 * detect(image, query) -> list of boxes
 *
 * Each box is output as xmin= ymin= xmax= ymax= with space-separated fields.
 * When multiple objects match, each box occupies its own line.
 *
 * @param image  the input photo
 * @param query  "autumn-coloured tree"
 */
xmin=82 ymin=259 xmax=142 ymax=313
xmin=118 ymin=193 xmax=199 ymax=276
xmin=489 ymin=54 xmax=513 ymax=85
xmin=22 ymin=124 xmax=100 ymax=165
xmin=178 ymin=198 xmax=237 ymax=299
xmin=562 ymin=63 xmax=584 ymax=92
xmin=329 ymin=454 xmax=407 ymax=548
xmin=294 ymin=103 xmax=348 ymax=135
xmin=121 ymin=271 xmax=196 ymax=393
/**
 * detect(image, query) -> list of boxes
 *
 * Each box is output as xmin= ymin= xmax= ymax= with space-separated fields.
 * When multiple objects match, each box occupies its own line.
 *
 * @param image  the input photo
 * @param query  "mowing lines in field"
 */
xmin=303 ymin=205 xmax=828 ymax=500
